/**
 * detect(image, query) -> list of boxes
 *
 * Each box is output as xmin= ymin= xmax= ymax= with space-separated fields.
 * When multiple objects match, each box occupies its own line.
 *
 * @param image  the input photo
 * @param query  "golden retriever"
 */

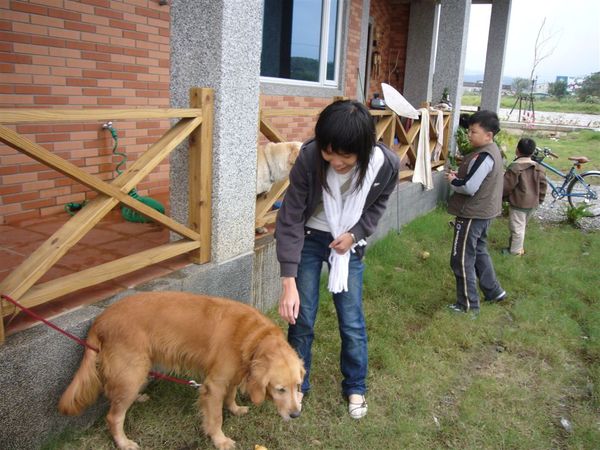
xmin=58 ymin=292 xmax=305 ymax=450
xmin=256 ymin=141 xmax=302 ymax=196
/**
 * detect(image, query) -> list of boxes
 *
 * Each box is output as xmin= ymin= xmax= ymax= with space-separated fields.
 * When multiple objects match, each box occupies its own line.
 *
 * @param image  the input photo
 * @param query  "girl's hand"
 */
xmin=445 ymin=170 xmax=457 ymax=182
xmin=279 ymin=277 xmax=300 ymax=324
xmin=329 ymin=232 xmax=354 ymax=255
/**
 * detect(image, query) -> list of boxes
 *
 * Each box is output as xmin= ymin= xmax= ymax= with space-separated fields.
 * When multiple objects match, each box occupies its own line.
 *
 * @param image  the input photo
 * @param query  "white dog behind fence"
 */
xmin=256 ymin=141 xmax=302 ymax=196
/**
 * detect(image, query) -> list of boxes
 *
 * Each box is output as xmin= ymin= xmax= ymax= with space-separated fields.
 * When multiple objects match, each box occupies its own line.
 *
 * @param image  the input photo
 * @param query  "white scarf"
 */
xmin=323 ymin=146 xmax=384 ymax=293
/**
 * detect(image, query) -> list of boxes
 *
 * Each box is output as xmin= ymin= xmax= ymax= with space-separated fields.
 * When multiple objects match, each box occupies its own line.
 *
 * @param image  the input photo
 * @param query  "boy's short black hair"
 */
xmin=459 ymin=113 xmax=471 ymax=129
xmin=517 ymin=137 xmax=536 ymax=156
xmin=468 ymin=110 xmax=500 ymax=135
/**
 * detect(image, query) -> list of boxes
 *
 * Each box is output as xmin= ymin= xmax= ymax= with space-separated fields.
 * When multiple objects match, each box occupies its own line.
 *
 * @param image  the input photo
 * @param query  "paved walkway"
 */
xmin=463 ymin=106 xmax=600 ymax=130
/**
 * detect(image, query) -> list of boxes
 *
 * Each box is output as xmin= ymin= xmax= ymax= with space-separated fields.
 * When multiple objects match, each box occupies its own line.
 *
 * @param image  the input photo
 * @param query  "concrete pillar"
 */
xmin=169 ymin=0 xmax=263 ymax=264
xmin=432 ymin=0 xmax=471 ymax=144
xmin=480 ymin=0 xmax=512 ymax=112
xmin=403 ymin=0 xmax=438 ymax=108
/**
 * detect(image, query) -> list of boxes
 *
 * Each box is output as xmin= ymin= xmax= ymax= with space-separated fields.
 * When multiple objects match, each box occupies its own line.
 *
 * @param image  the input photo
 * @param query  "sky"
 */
xmin=465 ymin=0 xmax=600 ymax=82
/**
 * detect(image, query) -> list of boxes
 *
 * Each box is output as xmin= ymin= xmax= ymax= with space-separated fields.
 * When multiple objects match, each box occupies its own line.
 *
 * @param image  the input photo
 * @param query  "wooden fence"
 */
xmin=255 ymin=100 xmax=452 ymax=228
xmin=0 ymin=87 xmax=214 ymax=344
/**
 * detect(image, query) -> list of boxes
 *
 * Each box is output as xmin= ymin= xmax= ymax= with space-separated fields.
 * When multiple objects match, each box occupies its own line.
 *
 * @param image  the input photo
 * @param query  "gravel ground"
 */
xmin=534 ymin=194 xmax=600 ymax=232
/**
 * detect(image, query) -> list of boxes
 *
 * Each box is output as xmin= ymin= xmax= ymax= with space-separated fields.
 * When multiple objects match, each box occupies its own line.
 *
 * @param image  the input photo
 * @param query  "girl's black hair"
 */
xmin=314 ymin=100 xmax=376 ymax=192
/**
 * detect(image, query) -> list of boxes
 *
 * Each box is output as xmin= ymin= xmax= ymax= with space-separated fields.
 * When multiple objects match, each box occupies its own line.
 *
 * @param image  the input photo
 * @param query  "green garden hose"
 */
xmin=104 ymin=122 xmax=165 ymax=223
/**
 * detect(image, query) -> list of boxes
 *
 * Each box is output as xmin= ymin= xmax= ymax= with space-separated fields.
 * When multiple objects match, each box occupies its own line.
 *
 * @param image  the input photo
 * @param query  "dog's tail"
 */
xmin=58 ymin=333 xmax=102 ymax=416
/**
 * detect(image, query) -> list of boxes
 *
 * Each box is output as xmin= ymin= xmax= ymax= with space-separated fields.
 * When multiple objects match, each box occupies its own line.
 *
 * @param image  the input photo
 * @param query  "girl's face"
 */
xmin=321 ymin=145 xmax=358 ymax=174
xmin=467 ymin=123 xmax=493 ymax=148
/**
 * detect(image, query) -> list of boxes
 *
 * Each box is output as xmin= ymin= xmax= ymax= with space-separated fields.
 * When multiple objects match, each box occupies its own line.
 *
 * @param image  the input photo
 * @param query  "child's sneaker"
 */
xmin=348 ymin=394 xmax=368 ymax=419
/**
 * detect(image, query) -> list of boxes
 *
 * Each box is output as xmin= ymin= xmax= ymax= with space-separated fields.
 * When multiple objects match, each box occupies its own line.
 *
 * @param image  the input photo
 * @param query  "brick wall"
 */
xmin=0 ymin=0 xmax=171 ymax=225
xmin=367 ymin=0 xmax=409 ymax=100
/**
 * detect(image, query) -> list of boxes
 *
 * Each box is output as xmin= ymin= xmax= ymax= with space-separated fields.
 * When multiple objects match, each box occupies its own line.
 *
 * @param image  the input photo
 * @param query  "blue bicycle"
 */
xmin=532 ymin=147 xmax=600 ymax=216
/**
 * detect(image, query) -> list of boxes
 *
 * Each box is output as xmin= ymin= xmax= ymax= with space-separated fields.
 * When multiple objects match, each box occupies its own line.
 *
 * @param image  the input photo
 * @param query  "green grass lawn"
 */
xmin=43 ymin=131 xmax=599 ymax=450
xmin=44 ymin=214 xmax=600 ymax=450
xmin=463 ymin=94 xmax=600 ymax=115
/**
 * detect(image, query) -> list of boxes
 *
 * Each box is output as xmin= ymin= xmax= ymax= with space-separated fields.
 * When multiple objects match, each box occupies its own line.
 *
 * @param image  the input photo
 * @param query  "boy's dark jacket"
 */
xmin=503 ymin=156 xmax=547 ymax=209
xmin=275 ymin=139 xmax=400 ymax=278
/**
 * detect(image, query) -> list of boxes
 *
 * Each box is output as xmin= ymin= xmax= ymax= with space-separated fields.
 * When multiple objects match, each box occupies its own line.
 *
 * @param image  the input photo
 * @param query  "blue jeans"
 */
xmin=288 ymin=228 xmax=367 ymax=397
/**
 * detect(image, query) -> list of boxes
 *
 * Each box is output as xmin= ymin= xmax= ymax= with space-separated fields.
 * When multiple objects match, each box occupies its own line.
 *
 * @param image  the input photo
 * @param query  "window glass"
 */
xmin=261 ymin=0 xmax=340 ymax=85
xmin=326 ymin=0 xmax=338 ymax=81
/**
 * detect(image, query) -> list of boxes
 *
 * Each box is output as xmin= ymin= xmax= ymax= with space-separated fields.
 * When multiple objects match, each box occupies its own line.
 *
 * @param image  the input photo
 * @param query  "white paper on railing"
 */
xmin=412 ymin=108 xmax=433 ymax=190
xmin=381 ymin=83 xmax=419 ymax=119
xmin=431 ymin=109 xmax=444 ymax=161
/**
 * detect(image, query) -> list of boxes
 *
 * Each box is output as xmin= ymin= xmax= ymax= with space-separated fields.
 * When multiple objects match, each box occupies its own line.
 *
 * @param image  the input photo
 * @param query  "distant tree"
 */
xmin=512 ymin=77 xmax=531 ymax=95
xmin=527 ymin=18 xmax=556 ymax=95
xmin=548 ymin=80 xmax=568 ymax=100
xmin=577 ymin=72 xmax=600 ymax=102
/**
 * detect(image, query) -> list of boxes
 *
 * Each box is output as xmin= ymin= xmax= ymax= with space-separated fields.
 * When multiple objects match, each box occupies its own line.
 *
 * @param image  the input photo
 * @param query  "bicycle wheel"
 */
xmin=567 ymin=170 xmax=600 ymax=216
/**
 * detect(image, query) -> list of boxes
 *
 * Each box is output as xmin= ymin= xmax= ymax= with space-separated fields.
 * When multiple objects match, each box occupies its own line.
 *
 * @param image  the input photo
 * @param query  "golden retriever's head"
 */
xmin=245 ymin=335 xmax=305 ymax=420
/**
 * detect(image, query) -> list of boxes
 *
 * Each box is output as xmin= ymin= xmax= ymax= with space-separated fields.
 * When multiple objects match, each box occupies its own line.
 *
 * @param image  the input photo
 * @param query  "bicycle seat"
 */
xmin=568 ymin=156 xmax=589 ymax=164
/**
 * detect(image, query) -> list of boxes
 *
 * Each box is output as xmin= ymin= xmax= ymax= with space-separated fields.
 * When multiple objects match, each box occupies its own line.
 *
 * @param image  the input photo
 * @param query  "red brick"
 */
xmin=96 ymin=44 xmax=124 ymax=54
xmin=82 ymin=87 xmax=111 ymax=96
xmin=98 ymin=97 xmax=125 ymax=105
xmin=0 ymin=166 xmax=19 ymax=176
xmin=81 ymin=0 xmax=110 ymax=8
xmin=11 ymin=1 xmax=48 ymax=16
xmin=33 ymin=96 xmax=69 ymax=106
xmin=48 ymin=7 xmax=82 ymax=22
xmin=135 ymin=6 xmax=160 ymax=20
xmin=96 ymin=62 xmax=123 ymax=72
xmin=0 ymin=184 xmax=22 ymax=195
xmin=15 ymin=85 xmax=51 ymax=95
xmin=123 ymin=30 xmax=147 ymax=41
xmin=3 ymin=191 xmax=40 ymax=204
xmin=0 ymin=63 xmax=14 ymax=73
xmin=66 ymin=77 xmax=97 ymax=87
xmin=123 ymin=64 xmax=147 ymax=74
xmin=123 ymin=47 xmax=148 ymax=58
xmin=31 ymin=36 xmax=67 ymax=48
xmin=81 ymin=51 xmax=111 ymax=62
xmin=109 ymin=19 xmax=136 ymax=31
xmin=0 ymin=31 xmax=32 ymax=44
xmin=0 ymin=52 xmax=32 ymax=64
xmin=35 ymin=132 xmax=70 ymax=143
xmin=94 ymin=7 xmax=123 ymax=19
xmin=64 ymin=20 xmax=96 ymax=33
xmin=66 ymin=41 xmax=97 ymax=51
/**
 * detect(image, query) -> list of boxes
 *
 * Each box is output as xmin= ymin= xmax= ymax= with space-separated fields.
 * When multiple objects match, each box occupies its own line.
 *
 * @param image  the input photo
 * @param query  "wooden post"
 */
xmin=0 ymin=301 xmax=4 ymax=344
xmin=188 ymin=88 xmax=213 ymax=264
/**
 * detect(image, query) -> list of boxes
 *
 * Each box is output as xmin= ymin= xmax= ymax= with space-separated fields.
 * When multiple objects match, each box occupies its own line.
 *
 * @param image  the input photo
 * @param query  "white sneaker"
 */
xmin=348 ymin=394 xmax=368 ymax=419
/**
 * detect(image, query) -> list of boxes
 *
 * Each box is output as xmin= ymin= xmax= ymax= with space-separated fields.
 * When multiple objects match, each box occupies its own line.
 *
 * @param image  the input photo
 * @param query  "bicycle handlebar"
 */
xmin=534 ymin=147 xmax=559 ymax=160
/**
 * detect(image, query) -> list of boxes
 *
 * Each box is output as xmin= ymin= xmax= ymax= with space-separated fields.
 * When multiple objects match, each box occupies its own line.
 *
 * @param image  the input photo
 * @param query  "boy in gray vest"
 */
xmin=502 ymin=138 xmax=547 ymax=255
xmin=445 ymin=111 xmax=506 ymax=314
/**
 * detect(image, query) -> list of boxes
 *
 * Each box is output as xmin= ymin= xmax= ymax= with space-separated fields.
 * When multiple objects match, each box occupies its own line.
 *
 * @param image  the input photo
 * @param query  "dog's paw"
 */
xmin=135 ymin=393 xmax=150 ymax=403
xmin=229 ymin=405 xmax=249 ymax=416
xmin=117 ymin=439 xmax=140 ymax=450
xmin=213 ymin=436 xmax=236 ymax=450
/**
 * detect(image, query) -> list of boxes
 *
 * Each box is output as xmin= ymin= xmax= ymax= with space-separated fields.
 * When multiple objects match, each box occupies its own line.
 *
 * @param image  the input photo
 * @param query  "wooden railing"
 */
xmin=255 ymin=100 xmax=452 ymax=228
xmin=0 ymin=87 xmax=214 ymax=343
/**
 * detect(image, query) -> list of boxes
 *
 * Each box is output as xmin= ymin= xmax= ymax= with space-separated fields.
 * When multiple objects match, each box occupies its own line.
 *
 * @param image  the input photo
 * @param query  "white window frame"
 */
xmin=260 ymin=0 xmax=344 ymax=88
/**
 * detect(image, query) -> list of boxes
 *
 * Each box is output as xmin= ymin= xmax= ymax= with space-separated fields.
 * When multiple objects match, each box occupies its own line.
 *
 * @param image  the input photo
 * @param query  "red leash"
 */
xmin=1 ymin=293 xmax=200 ymax=388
